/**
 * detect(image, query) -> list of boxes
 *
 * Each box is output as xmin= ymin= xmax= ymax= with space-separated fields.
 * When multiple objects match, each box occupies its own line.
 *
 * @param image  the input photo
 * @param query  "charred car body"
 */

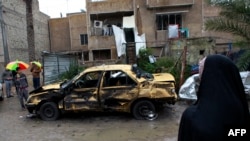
xmin=26 ymin=64 xmax=177 ymax=121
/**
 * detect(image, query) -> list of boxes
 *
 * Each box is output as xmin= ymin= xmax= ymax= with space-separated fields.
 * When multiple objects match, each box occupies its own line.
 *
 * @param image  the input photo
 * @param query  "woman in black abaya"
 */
xmin=178 ymin=54 xmax=250 ymax=141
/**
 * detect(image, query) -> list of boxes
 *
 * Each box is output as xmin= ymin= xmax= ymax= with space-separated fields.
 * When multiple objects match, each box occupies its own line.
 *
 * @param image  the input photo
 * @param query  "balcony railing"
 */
xmin=146 ymin=0 xmax=194 ymax=8
xmin=91 ymin=27 xmax=114 ymax=36
xmin=87 ymin=0 xmax=133 ymax=14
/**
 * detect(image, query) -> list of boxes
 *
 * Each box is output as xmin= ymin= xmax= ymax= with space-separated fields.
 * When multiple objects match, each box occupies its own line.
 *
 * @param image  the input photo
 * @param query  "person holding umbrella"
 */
xmin=30 ymin=61 xmax=42 ymax=89
xmin=5 ymin=60 xmax=29 ymax=96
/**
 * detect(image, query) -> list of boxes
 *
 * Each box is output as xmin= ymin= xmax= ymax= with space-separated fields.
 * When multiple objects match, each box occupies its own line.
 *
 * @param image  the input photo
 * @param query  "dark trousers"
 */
xmin=4 ymin=80 xmax=12 ymax=97
xmin=33 ymin=77 xmax=40 ymax=89
xmin=18 ymin=87 xmax=28 ymax=108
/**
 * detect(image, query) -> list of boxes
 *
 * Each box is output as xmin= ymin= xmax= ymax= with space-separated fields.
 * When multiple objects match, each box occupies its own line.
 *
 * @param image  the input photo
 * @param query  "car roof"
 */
xmin=85 ymin=64 xmax=133 ymax=72
xmin=79 ymin=64 xmax=151 ymax=83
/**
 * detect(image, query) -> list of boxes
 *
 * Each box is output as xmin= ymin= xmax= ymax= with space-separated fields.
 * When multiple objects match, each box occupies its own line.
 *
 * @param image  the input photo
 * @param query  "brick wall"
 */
xmin=0 ymin=0 xmax=50 ymax=66
xmin=0 ymin=0 xmax=50 ymax=84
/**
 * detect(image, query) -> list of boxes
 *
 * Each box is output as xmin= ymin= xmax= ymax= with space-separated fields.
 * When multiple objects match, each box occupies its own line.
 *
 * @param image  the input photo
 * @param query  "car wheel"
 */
xmin=27 ymin=108 xmax=33 ymax=113
xmin=39 ymin=102 xmax=60 ymax=121
xmin=132 ymin=100 xmax=158 ymax=121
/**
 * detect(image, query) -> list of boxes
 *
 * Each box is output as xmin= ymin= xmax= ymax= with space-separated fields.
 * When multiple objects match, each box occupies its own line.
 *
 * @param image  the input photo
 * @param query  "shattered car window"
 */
xmin=103 ymin=70 xmax=137 ymax=87
xmin=131 ymin=64 xmax=154 ymax=80
xmin=75 ymin=71 xmax=102 ymax=88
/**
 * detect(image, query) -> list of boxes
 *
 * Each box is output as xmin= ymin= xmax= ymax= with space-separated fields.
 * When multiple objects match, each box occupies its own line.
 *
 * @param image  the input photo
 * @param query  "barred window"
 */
xmin=80 ymin=34 xmax=88 ymax=45
xmin=156 ymin=14 xmax=182 ymax=30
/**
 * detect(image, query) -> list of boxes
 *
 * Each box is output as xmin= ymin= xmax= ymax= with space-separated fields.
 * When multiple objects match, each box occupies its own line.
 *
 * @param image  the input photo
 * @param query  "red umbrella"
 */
xmin=6 ymin=60 xmax=29 ymax=71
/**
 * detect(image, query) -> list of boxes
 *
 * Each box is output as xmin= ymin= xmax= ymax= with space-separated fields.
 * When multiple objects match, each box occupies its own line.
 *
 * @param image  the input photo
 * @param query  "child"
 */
xmin=14 ymin=67 xmax=29 ymax=110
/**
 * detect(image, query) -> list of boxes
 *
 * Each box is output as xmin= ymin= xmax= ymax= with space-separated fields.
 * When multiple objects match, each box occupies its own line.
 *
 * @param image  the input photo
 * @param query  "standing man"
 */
xmin=30 ymin=63 xmax=41 ymax=89
xmin=14 ymin=67 xmax=28 ymax=110
xmin=1 ymin=68 xmax=14 ymax=98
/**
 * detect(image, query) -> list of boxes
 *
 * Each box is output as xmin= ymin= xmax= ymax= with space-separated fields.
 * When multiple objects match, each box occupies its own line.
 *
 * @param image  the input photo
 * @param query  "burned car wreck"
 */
xmin=26 ymin=64 xmax=177 ymax=121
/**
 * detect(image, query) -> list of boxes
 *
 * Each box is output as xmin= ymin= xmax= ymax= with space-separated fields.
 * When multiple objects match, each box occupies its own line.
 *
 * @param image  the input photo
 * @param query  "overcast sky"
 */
xmin=38 ymin=0 xmax=86 ymax=18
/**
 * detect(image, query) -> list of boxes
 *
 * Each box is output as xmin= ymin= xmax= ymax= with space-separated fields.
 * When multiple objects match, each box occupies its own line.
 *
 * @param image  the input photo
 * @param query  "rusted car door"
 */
xmin=99 ymin=70 xmax=138 ymax=111
xmin=63 ymin=71 xmax=102 ymax=111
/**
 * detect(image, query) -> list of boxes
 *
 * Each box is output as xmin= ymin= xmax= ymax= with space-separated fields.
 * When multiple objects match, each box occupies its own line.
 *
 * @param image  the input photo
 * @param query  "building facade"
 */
xmin=49 ymin=0 xmax=235 ymax=66
xmin=0 ymin=0 xmax=50 ymax=70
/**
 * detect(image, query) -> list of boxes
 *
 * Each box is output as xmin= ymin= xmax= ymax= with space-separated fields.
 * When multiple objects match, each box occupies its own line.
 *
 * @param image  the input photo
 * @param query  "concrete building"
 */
xmin=0 ymin=0 xmax=50 ymax=70
xmin=48 ymin=13 xmax=88 ymax=60
xmin=48 ymin=0 xmax=235 ymax=66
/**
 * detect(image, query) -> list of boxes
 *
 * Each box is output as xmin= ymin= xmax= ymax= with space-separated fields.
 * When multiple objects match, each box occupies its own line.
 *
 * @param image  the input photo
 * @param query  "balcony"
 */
xmin=90 ymin=27 xmax=114 ymax=36
xmin=87 ymin=0 xmax=133 ymax=14
xmin=146 ymin=0 xmax=194 ymax=9
xmin=88 ymin=34 xmax=115 ymax=50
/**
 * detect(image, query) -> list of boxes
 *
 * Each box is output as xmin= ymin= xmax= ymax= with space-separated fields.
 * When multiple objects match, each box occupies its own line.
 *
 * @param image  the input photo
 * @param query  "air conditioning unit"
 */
xmin=94 ymin=20 xmax=103 ymax=28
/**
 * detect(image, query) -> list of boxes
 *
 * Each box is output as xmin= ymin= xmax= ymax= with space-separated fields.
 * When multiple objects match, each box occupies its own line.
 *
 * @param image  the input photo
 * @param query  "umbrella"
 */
xmin=6 ymin=60 xmax=29 ymax=71
xmin=31 ymin=61 xmax=42 ymax=68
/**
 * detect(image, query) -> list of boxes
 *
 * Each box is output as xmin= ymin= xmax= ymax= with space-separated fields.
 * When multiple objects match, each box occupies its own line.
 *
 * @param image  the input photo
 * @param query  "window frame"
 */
xmin=76 ymin=71 xmax=102 ymax=88
xmin=102 ymin=70 xmax=137 ymax=87
xmin=80 ymin=34 xmax=88 ymax=45
xmin=156 ymin=13 xmax=182 ymax=30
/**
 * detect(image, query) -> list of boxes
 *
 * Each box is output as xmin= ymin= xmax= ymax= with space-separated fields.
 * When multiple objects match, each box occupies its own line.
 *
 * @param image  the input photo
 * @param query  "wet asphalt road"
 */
xmin=0 ymin=91 xmax=189 ymax=141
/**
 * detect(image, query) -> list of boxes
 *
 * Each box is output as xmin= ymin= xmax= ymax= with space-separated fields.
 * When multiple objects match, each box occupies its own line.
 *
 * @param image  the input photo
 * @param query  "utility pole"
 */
xmin=0 ymin=0 xmax=9 ymax=65
xmin=179 ymin=40 xmax=187 ymax=88
xmin=25 ymin=0 xmax=35 ymax=61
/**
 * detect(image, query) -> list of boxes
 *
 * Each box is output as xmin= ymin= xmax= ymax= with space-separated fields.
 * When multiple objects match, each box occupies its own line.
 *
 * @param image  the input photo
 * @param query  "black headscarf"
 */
xmin=178 ymin=54 xmax=250 ymax=141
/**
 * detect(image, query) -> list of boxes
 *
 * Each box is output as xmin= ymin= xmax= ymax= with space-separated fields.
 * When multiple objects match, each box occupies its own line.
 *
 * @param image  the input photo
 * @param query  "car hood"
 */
xmin=152 ymin=73 xmax=175 ymax=82
xmin=30 ymin=82 xmax=61 ymax=94
xmin=42 ymin=83 xmax=61 ymax=90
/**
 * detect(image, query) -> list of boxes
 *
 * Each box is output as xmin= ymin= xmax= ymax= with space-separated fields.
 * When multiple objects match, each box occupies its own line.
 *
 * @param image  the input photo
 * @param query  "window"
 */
xmin=103 ymin=70 xmax=136 ymax=87
xmin=75 ymin=51 xmax=89 ymax=61
xmin=80 ymin=34 xmax=88 ymax=45
xmin=93 ymin=49 xmax=111 ymax=60
xmin=76 ymin=71 xmax=102 ymax=88
xmin=156 ymin=14 xmax=182 ymax=30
